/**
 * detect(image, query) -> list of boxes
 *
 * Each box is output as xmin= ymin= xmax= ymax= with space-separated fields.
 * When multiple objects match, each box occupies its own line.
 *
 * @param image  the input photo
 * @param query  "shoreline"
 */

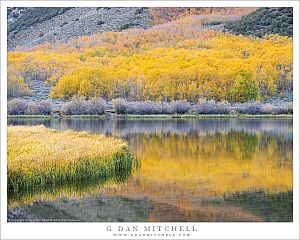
xmin=7 ymin=114 xmax=293 ymax=119
xmin=8 ymin=125 xmax=135 ymax=193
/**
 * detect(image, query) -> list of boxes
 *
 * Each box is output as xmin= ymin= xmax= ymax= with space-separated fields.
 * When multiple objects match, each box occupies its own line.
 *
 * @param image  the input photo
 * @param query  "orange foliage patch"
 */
xmin=149 ymin=7 xmax=259 ymax=24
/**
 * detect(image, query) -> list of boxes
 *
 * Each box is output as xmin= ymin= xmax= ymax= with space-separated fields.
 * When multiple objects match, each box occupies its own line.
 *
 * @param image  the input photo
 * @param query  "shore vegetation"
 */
xmin=8 ymin=125 xmax=135 ymax=193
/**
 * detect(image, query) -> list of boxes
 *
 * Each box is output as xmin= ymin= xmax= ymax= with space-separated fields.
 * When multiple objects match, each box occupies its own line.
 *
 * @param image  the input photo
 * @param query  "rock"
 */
xmin=8 ymin=7 xmax=153 ymax=50
xmin=7 ymin=7 xmax=27 ymax=23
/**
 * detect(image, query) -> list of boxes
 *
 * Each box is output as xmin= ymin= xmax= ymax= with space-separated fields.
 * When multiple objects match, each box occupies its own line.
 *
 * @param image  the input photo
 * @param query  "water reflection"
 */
xmin=8 ymin=118 xmax=293 ymax=222
xmin=8 ymin=118 xmax=293 ymax=138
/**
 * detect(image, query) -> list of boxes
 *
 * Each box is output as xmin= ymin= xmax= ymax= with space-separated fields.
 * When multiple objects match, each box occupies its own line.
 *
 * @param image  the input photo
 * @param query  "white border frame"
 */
xmin=1 ymin=1 xmax=299 ymax=239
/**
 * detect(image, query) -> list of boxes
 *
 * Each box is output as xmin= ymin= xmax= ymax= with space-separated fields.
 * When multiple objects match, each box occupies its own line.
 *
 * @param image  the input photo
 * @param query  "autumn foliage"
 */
xmin=8 ymin=11 xmax=293 ymax=103
xmin=149 ymin=7 xmax=258 ymax=24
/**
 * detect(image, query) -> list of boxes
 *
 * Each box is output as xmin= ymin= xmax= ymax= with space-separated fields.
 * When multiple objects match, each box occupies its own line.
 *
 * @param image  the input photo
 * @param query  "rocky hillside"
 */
xmin=8 ymin=7 xmax=72 ymax=30
xmin=8 ymin=7 xmax=152 ymax=50
xmin=7 ymin=7 xmax=27 ymax=23
xmin=8 ymin=7 xmax=259 ymax=51
xmin=224 ymin=7 xmax=293 ymax=37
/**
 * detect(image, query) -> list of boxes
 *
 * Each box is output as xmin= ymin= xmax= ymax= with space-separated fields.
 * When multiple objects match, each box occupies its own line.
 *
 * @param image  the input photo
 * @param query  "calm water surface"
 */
xmin=8 ymin=118 xmax=293 ymax=222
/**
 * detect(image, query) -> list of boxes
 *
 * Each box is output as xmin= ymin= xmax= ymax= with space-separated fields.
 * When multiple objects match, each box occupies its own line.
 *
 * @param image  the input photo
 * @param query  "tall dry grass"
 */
xmin=8 ymin=125 xmax=135 ymax=193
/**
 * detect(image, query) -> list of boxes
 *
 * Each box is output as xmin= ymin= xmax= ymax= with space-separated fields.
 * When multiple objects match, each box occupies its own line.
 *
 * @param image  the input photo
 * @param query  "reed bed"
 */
xmin=8 ymin=125 xmax=135 ymax=193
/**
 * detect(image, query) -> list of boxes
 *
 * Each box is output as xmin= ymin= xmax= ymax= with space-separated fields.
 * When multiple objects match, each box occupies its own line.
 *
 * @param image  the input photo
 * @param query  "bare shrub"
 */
xmin=260 ymin=103 xmax=276 ymax=114
xmin=112 ymin=99 xmax=174 ymax=115
xmin=126 ymin=101 xmax=162 ymax=115
xmin=236 ymin=102 xmax=293 ymax=114
xmin=26 ymin=101 xmax=38 ymax=115
xmin=61 ymin=98 xmax=106 ymax=115
xmin=8 ymin=99 xmax=54 ymax=115
xmin=86 ymin=98 xmax=106 ymax=115
xmin=37 ymin=100 xmax=53 ymax=115
xmin=170 ymin=100 xmax=191 ymax=114
xmin=235 ymin=102 xmax=263 ymax=114
xmin=7 ymin=99 xmax=28 ymax=115
xmin=275 ymin=102 xmax=293 ymax=114
xmin=112 ymin=98 xmax=127 ymax=114
xmin=195 ymin=98 xmax=231 ymax=114
xmin=61 ymin=98 xmax=87 ymax=115
xmin=161 ymin=102 xmax=174 ymax=114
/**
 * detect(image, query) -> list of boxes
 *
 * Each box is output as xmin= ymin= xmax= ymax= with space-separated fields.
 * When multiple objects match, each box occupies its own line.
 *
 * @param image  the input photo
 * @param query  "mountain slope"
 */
xmin=8 ymin=7 xmax=257 ymax=51
xmin=8 ymin=7 xmax=72 ymax=34
xmin=8 ymin=7 xmax=152 ymax=50
xmin=224 ymin=7 xmax=293 ymax=37
xmin=7 ymin=7 xmax=27 ymax=23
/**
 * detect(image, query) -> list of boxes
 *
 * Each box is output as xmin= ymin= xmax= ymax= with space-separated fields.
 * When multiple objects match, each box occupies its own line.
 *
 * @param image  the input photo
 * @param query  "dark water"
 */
xmin=8 ymin=118 xmax=293 ymax=222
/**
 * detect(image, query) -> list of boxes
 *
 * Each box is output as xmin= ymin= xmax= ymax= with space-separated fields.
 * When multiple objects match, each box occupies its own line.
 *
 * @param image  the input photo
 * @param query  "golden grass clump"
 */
xmin=8 ymin=125 xmax=135 ymax=193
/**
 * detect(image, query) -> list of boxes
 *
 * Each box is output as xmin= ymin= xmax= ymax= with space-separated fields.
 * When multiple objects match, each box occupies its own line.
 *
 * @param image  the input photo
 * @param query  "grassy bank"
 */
xmin=8 ymin=114 xmax=293 ymax=119
xmin=116 ymin=114 xmax=293 ymax=119
xmin=60 ymin=115 xmax=107 ymax=119
xmin=237 ymin=114 xmax=293 ymax=119
xmin=8 ymin=115 xmax=54 ymax=119
xmin=117 ymin=114 xmax=237 ymax=119
xmin=7 ymin=115 xmax=108 ymax=119
xmin=8 ymin=125 xmax=135 ymax=193
xmin=7 ymin=115 xmax=106 ymax=119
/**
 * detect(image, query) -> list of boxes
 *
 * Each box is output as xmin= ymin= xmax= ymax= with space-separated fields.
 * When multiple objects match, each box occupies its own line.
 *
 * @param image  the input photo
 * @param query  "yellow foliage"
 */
xmin=8 ymin=14 xmax=293 ymax=101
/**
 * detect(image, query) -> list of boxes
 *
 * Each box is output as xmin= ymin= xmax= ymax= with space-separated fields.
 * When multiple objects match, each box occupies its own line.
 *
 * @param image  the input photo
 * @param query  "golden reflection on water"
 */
xmin=7 ymin=180 xmax=122 ymax=208
xmin=128 ymin=131 xmax=292 ymax=196
xmin=100 ymin=130 xmax=292 ymax=221
xmin=8 ymin=119 xmax=293 ymax=221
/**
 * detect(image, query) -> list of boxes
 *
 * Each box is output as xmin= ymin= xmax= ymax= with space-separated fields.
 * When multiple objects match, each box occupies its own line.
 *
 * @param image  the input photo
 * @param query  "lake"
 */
xmin=7 ymin=118 xmax=293 ymax=222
